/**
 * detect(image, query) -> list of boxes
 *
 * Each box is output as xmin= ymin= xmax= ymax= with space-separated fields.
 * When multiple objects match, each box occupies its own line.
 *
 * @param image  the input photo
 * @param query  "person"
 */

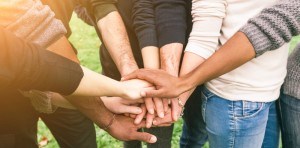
xmin=95 ymin=0 xmax=193 ymax=147
xmin=0 ymin=1 xmax=157 ymax=147
xmin=124 ymin=0 xmax=300 ymax=147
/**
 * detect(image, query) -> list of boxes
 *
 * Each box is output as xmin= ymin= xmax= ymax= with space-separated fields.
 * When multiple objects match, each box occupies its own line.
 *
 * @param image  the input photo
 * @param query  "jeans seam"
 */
xmin=229 ymin=101 xmax=235 ymax=148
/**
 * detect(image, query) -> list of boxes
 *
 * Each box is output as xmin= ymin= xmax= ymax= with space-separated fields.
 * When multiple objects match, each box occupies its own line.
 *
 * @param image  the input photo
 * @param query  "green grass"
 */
xmin=38 ymin=14 xmax=300 ymax=148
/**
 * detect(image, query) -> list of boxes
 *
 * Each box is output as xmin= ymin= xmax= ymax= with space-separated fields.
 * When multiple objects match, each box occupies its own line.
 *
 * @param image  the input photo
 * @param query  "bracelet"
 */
xmin=102 ymin=114 xmax=116 ymax=130
xmin=177 ymin=98 xmax=185 ymax=117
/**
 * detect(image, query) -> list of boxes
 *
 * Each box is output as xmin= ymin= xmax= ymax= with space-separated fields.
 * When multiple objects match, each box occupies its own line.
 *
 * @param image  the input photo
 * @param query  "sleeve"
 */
xmin=0 ymin=27 xmax=83 ymax=96
xmin=82 ymin=0 xmax=118 ymax=22
xmin=0 ymin=0 xmax=67 ymax=49
xmin=132 ymin=0 xmax=158 ymax=49
xmin=239 ymin=0 xmax=300 ymax=57
xmin=185 ymin=0 xmax=227 ymax=59
xmin=153 ymin=0 xmax=187 ymax=47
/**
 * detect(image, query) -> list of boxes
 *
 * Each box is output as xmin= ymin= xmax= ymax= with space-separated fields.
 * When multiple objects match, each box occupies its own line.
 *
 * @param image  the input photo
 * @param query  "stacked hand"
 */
xmin=102 ymin=75 xmax=187 ymax=128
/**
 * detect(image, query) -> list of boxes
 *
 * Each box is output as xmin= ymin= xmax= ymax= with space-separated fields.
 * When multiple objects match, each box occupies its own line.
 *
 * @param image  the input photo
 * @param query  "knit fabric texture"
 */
xmin=283 ymin=45 xmax=300 ymax=99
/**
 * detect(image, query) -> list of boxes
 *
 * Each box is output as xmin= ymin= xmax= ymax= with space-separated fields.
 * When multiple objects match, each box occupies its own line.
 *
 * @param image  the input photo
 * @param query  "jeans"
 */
xmin=201 ymin=87 xmax=277 ymax=148
xmin=280 ymin=93 xmax=300 ymax=148
xmin=180 ymin=86 xmax=208 ymax=148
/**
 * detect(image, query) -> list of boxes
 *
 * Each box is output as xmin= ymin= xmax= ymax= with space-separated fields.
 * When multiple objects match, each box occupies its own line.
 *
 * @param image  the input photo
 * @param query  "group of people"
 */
xmin=0 ymin=0 xmax=299 ymax=148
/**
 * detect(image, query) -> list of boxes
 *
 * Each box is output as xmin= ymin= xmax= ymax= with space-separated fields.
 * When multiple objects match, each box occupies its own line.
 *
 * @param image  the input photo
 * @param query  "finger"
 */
xmin=141 ymin=89 xmax=165 ymax=98
xmin=152 ymin=114 xmax=173 ymax=126
xmin=144 ymin=98 xmax=155 ymax=114
xmin=134 ymin=104 xmax=147 ymax=124
xmin=155 ymin=123 xmax=172 ymax=127
xmin=130 ymin=114 xmax=137 ymax=119
xmin=153 ymin=98 xmax=164 ymax=118
xmin=119 ymin=105 xmax=142 ymax=114
xmin=123 ymin=98 xmax=144 ymax=104
xmin=171 ymin=98 xmax=180 ymax=121
xmin=130 ymin=131 xmax=157 ymax=144
xmin=162 ymin=98 xmax=170 ymax=113
xmin=124 ymin=113 xmax=130 ymax=117
xmin=146 ymin=113 xmax=155 ymax=128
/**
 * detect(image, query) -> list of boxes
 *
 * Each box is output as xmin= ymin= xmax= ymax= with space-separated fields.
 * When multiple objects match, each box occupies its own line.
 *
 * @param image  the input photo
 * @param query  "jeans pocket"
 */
xmin=234 ymin=101 xmax=265 ymax=119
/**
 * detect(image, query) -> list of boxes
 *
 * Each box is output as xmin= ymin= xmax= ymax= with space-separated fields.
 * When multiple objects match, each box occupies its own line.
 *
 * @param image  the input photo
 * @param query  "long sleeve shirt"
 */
xmin=239 ymin=0 xmax=300 ymax=99
xmin=186 ymin=0 xmax=289 ymax=102
xmin=0 ymin=27 xmax=83 ymax=95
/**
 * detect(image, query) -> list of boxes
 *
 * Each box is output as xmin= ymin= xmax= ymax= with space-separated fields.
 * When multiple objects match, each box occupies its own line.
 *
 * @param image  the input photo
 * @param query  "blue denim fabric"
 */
xmin=201 ymin=87 xmax=276 ymax=148
xmin=261 ymin=101 xmax=280 ymax=148
xmin=180 ymin=86 xmax=208 ymax=148
xmin=280 ymin=93 xmax=300 ymax=148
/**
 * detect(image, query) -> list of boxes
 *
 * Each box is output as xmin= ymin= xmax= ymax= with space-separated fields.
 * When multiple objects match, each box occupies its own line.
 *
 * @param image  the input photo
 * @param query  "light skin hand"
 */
xmin=101 ymin=96 xmax=143 ymax=114
xmin=120 ymin=79 xmax=155 ymax=100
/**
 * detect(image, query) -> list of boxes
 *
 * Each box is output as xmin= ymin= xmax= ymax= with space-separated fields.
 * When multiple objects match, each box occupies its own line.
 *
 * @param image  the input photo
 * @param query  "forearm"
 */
xmin=181 ymin=32 xmax=255 ymax=90
xmin=178 ymin=52 xmax=205 ymax=103
xmin=142 ymin=46 xmax=160 ymax=69
xmin=160 ymin=43 xmax=183 ymax=76
xmin=66 ymin=96 xmax=114 ymax=129
xmin=98 ymin=11 xmax=138 ymax=76
xmin=72 ymin=66 xmax=125 ymax=98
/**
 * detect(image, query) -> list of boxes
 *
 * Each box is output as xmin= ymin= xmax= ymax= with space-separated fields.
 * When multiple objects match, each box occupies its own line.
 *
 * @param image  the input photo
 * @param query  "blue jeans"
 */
xmin=180 ymin=87 xmax=279 ymax=148
xmin=280 ymin=93 xmax=300 ymax=148
xmin=181 ymin=87 xmax=279 ymax=148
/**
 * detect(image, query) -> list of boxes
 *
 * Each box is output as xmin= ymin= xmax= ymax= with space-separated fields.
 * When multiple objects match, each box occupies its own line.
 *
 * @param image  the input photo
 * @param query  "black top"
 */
xmin=100 ymin=0 xmax=192 ymax=80
xmin=0 ymin=27 xmax=83 ymax=95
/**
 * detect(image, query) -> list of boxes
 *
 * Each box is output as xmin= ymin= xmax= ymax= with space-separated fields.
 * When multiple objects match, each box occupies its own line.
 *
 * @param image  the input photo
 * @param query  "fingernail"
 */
xmin=150 ymin=136 xmax=157 ymax=143
xmin=137 ymin=109 xmax=142 ymax=114
xmin=121 ymin=77 xmax=124 ymax=81
xmin=159 ymin=112 xmax=164 ymax=118
xmin=141 ymin=91 xmax=146 ymax=97
xmin=149 ymin=109 xmax=154 ymax=114
xmin=153 ymin=120 xmax=157 ymax=125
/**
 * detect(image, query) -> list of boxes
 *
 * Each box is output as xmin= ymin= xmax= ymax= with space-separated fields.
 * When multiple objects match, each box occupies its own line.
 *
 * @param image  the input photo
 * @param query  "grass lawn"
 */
xmin=37 ymin=14 xmax=299 ymax=148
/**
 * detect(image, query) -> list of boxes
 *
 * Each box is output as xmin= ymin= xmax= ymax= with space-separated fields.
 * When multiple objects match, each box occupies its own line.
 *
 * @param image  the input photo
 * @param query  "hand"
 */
xmin=152 ymin=98 xmax=184 ymax=126
xmin=120 ymin=79 xmax=155 ymax=100
xmin=101 ymin=96 xmax=143 ymax=114
xmin=121 ymin=79 xmax=166 ymax=117
xmin=106 ymin=114 xmax=157 ymax=143
xmin=122 ymin=69 xmax=186 ymax=98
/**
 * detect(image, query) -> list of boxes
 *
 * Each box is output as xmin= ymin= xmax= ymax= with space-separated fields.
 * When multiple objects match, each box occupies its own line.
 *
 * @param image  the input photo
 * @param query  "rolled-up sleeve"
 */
xmin=87 ymin=0 xmax=118 ymax=22
xmin=132 ymin=0 xmax=158 ymax=49
xmin=154 ymin=0 xmax=188 ymax=47
xmin=185 ymin=0 xmax=227 ymax=59
xmin=0 ymin=27 xmax=83 ymax=95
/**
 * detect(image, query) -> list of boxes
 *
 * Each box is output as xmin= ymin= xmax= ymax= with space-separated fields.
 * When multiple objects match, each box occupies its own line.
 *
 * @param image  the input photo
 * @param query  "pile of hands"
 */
xmin=102 ymin=77 xmax=185 ymax=128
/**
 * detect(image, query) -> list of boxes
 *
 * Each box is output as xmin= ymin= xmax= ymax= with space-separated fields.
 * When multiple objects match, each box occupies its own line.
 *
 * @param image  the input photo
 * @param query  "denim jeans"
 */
xmin=280 ymin=93 xmax=300 ymax=148
xmin=201 ymin=87 xmax=277 ymax=148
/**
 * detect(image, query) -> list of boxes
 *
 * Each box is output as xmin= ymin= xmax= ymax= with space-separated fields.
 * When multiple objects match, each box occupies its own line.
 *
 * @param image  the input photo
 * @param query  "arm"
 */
xmin=123 ymin=0 xmax=300 ymax=98
xmin=0 ymin=26 xmax=83 ymax=95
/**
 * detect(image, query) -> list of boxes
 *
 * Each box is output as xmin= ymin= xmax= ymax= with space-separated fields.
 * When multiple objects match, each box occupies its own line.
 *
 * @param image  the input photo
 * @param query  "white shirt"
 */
xmin=185 ymin=0 xmax=289 ymax=102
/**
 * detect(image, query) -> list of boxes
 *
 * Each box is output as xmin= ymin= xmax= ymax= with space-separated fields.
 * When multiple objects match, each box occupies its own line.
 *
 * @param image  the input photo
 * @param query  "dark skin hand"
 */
xmin=66 ymin=96 xmax=157 ymax=143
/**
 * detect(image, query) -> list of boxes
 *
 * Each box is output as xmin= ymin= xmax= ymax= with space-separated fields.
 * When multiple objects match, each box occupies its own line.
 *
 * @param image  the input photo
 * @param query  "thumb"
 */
xmin=121 ymin=71 xmax=139 ymax=81
xmin=131 ymin=132 xmax=157 ymax=143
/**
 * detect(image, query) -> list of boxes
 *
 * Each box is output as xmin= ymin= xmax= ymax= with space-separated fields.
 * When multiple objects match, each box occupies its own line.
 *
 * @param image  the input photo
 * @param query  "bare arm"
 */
xmin=97 ymin=11 xmax=138 ymax=76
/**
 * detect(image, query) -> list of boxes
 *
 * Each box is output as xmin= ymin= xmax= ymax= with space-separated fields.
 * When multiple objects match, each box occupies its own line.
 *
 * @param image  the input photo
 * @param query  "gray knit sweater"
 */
xmin=240 ymin=0 xmax=300 ymax=99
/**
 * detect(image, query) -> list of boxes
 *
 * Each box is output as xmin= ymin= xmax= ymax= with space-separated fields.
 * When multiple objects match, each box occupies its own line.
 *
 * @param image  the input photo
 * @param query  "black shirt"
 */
xmin=0 ymin=27 xmax=83 ymax=95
